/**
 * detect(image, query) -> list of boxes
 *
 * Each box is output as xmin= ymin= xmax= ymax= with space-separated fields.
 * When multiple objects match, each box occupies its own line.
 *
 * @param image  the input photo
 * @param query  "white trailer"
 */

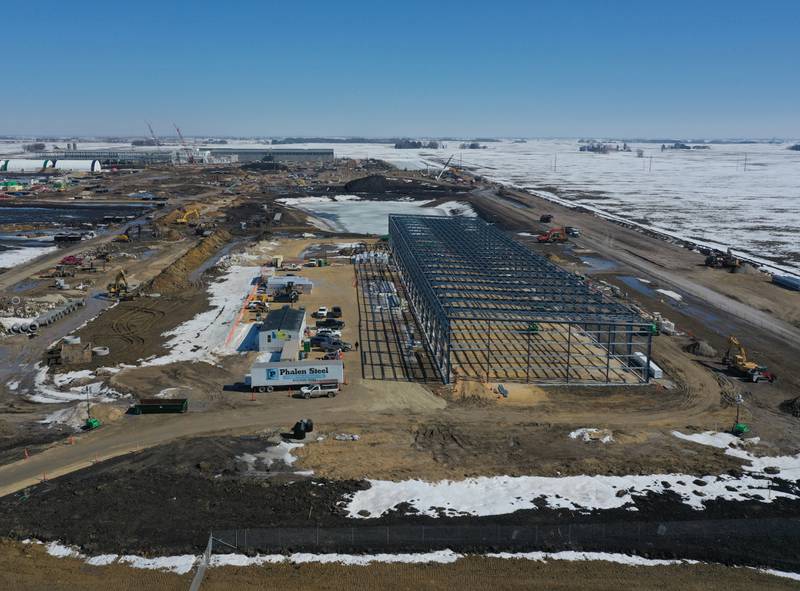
xmin=631 ymin=352 xmax=663 ymax=379
xmin=245 ymin=359 xmax=344 ymax=392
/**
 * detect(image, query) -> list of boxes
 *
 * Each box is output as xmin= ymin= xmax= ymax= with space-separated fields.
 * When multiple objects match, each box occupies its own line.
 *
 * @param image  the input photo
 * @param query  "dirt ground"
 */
xmin=0 ymin=540 xmax=797 ymax=591
xmin=2 ymin=538 xmax=798 ymax=591
xmin=294 ymin=417 xmax=743 ymax=481
xmin=2 ymin=163 xmax=800 ymax=583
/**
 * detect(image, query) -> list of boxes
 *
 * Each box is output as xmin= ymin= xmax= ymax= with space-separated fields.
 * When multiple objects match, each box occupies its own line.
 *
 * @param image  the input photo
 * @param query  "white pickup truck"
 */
xmin=300 ymin=382 xmax=339 ymax=399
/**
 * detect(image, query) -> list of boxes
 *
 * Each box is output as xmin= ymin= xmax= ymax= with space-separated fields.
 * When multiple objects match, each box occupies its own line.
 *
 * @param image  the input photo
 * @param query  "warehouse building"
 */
xmin=388 ymin=214 xmax=654 ymax=385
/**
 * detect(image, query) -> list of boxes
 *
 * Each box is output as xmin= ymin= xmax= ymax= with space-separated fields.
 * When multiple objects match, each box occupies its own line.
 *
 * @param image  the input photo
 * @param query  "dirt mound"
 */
xmin=344 ymin=175 xmax=468 ymax=195
xmin=148 ymin=229 xmax=231 ymax=294
xmin=686 ymin=339 xmax=718 ymax=358
xmin=780 ymin=396 xmax=800 ymax=417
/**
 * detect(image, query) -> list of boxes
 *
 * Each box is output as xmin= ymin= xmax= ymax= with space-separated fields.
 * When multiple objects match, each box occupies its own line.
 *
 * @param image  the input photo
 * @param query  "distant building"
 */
xmin=201 ymin=148 xmax=334 ymax=163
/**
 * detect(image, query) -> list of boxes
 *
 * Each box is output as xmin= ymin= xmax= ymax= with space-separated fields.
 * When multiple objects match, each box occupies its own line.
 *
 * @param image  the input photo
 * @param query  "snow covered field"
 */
xmin=277 ymin=195 xmax=475 ymax=234
xmin=270 ymin=140 xmax=800 ymax=273
xmin=0 ymin=244 xmax=57 ymax=268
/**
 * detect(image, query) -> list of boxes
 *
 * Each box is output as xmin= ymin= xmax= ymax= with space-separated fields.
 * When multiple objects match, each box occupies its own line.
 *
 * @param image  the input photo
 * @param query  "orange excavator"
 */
xmin=537 ymin=227 xmax=568 ymax=243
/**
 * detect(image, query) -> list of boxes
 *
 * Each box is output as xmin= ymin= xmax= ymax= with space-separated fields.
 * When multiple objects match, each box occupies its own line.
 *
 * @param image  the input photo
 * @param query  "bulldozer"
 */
xmin=722 ymin=336 xmax=776 ymax=383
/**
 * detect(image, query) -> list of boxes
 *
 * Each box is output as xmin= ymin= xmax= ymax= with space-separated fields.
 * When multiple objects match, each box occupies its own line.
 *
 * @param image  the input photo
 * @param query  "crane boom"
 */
xmin=173 ymin=123 xmax=195 ymax=164
xmin=436 ymin=155 xmax=454 ymax=181
xmin=146 ymin=121 xmax=159 ymax=146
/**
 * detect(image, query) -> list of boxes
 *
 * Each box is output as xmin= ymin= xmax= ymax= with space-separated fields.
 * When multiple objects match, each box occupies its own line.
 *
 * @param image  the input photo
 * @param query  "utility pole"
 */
xmin=743 ymin=153 xmax=748 ymax=172
xmin=648 ymin=156 xmax=653 ymax=172
xmin=553 ymin=153 xmax=557 ymax=172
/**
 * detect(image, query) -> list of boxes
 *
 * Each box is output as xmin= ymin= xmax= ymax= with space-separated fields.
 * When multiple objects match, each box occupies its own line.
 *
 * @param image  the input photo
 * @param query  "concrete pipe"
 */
xmin=11 ymin=323 xmax=22 ymax=334
xmin=63 ymin=335 xmax=80 ymax=345
xmin=28 ymin=322 xmax=39 ymax=333
xmin=92 ymin=346 xmax=110 ymax=356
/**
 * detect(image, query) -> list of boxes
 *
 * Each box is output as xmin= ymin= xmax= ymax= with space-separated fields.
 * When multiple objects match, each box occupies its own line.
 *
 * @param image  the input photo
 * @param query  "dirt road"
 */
xmin=473 ymin=187 xmax=800 ymax=348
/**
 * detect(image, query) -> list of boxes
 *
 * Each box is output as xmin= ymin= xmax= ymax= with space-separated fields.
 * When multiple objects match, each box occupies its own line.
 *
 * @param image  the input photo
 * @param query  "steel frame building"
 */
xmin=388 ymin=215 xmax=653 ymax=385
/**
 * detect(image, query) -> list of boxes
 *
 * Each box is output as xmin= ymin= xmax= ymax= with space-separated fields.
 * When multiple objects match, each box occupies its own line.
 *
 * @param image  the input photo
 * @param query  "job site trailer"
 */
xmin=246 ymin=359 xmax=344 ymax=392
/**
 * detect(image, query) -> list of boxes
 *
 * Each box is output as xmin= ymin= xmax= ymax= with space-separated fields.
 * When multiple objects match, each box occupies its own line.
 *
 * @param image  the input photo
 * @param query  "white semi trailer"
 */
xmin=245 ymin=359 xmax=344 ymax=393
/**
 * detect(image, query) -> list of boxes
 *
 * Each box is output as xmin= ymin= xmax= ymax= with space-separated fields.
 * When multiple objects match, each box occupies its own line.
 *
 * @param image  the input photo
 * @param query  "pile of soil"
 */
xmin=780 ymin=396 xmax=800 ymax=418
xmin=686 ymin=339 xmax=718 ymax=358
xmin=344 ymin=175 xmax=468 ymax=196
xmin=149 ymin=229 xmax=231 ymax=294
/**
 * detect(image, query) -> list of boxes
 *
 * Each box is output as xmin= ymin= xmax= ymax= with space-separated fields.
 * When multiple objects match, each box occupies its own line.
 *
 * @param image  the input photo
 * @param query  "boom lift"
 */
xmin=722 ymin=336 xmax=776 ymax=383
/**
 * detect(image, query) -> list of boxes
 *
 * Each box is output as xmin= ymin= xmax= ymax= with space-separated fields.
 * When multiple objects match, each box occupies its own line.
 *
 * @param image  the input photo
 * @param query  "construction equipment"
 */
xmin=145 ymin=121 xmax=161 ymax=146
xmin=722 ymin=336 xmax=776 ymax=383
xmin=83 ymin=388 xmax=102 ymax=430
xmin=436 ymin=155 xmax=454 ymax=181
xmin=705 ymin=248 xmax=741 ymax=271
xmin=112 ymin=234 xmax=130 ymax=242
xmin=106 ymin=270 xmax=133 ymax=300
xmin=537 ymin=227 xmax=568 ymax=243
xmin=84 ymin=417 xmax=102 ymax=430
xmin=175 ymin=208 xmax=200 ymax=225
xmin=173 ymin=123 xmax=195 ymax=164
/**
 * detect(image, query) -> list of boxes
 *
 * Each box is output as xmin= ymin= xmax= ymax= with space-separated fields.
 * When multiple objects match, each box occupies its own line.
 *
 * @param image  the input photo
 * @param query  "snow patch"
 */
xmin=569 ymin=428 xmax=613 ymax=443
xmin=140 ymin=264 xmax=259 ymax=366
xmin=118 ymin=554 xmax=197 ymax=574
xmin=345 ymin=434 xmax=800 ymax=518
xmin=656 ymin=289 xmax=683 ymax=301
xmin=487 ymin=550 xmax=697 ymax=567
xmin=237 ymin=441 xmax=304 ymax=470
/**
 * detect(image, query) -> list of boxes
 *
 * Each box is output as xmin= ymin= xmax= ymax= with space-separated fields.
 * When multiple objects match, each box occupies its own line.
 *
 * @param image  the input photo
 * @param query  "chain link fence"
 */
xmin=209 ymin=517 xmax=800 ymax=571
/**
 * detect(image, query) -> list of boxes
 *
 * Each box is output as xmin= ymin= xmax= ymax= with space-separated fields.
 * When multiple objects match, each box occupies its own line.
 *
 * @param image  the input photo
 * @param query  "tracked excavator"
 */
xmin=106 ymin=270 xmax=137 ymax=300
xmin=722 ymin=336 xmax=776 ymax=383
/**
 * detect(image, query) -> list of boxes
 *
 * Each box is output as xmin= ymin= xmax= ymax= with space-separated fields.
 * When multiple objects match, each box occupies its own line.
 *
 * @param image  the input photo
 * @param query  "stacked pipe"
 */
xmin=34 ymin=298 xmax=86 ymax=327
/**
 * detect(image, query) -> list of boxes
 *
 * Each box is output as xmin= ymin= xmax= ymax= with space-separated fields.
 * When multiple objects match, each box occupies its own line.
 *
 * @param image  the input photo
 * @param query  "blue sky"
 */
xmin=4 ymin=0 xmax=798 ymax=138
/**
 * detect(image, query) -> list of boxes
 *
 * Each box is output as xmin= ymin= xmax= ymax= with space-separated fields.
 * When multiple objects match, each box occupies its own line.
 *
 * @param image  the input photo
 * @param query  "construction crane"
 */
xmin=436 ymin=155 xmax=454 ymax=181
xmin=145 ymin=121 xmax=160 ymax=146
xmin=722 ymin=336 xmax=776 ymax=383
xmin=173 ymin=123 xmax=195 ymax=163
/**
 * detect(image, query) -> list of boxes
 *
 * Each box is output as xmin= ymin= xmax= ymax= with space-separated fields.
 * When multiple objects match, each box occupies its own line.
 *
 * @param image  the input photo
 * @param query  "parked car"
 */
xmin=316 ymin=328 xmax=342 ymax=338
xmin=540 ymin=214 xmax=553 ymax=223
xmin=322 ymin=341 xmax=352 ymax=352
xmin=313 ymin=306 xmax=328 ymax=319
xmin=566 ymin=226 xmax=580 ymax=237
xmin=299 ymin=382 xmax=339 ymax=399
xmin=316 ymin=318 xmax=344 ymax=329
xmin=322 ymin=351 xmax=342 ymax=360
xmin=327 ymin=306 xmax=343 ymax=318
xmin=310 ymin=334 xmax=336 ymax=346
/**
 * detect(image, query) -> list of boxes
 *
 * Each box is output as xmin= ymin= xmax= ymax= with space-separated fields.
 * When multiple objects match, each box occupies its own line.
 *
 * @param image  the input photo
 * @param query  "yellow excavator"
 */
xmin=722 ymin=336 xmax=776 ymax=383
xmin=106 ymin=270 xmax=131 ymax=300
xmin=175 ymin=208 xmax=201 ymax=225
